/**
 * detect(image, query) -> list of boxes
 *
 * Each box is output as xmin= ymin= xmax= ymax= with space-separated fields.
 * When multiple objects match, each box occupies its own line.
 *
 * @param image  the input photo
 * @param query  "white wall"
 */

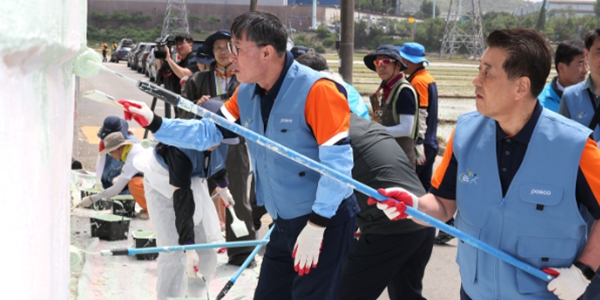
xmin=0 ymin=0 xmax=85 ymax=298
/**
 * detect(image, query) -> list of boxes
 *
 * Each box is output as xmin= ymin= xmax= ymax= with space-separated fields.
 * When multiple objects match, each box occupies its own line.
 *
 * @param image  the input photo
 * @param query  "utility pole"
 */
xmin=161 ymin=0 xmax=190 ymax=38
xmin=250 ymin=0 xmax=258 ymax=11
xmin=439 ymin=0 xmax=484 ymax=60
xmin=312 ymin=0 xmax=317 ymax=29
xmin=339 ymin=0 xmax=354 ymax=84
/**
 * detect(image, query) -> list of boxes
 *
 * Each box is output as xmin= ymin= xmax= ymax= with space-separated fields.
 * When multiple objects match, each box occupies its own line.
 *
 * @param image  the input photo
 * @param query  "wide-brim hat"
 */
xmin=190 ymin=52 xmax=216 ymax=66
xmin=202 ymin=30 xmax=232 ymax=56
xmin=198 ymin=98 xmax=239 ymax=145
xmin=97 ymin=116 xmax=129 ymax=140
xmin=363 ymin=44 xmax=407 ymax=71
xmin=398 ymin=43 xmax=430 ymax=65
xmin=100 ymin=132 xmax=134 ymax=155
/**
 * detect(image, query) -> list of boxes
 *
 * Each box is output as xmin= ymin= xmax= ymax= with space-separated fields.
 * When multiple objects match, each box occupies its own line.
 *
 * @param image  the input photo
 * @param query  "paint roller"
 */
xmin=77 ymin=56 xmax=555 ymax=282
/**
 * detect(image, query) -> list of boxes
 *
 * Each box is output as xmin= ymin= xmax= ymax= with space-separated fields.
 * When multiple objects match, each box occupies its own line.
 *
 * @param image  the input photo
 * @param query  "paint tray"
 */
xmin=111 ymin=195 xmax=136 ymax=217
xmin=132 ymin=230 xmax=158 ymax=260
xmin=90 ymin=214 xmax=130 ymax=241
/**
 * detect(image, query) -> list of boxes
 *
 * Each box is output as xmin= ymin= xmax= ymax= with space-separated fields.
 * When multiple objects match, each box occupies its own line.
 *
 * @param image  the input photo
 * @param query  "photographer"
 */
xmin=156 ymin=33 xmax=199 ymax=97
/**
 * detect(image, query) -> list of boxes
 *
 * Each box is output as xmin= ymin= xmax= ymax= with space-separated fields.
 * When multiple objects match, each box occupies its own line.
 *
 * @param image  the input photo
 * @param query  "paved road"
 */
xmin=72 ymin=61 xmax=462 ymax=299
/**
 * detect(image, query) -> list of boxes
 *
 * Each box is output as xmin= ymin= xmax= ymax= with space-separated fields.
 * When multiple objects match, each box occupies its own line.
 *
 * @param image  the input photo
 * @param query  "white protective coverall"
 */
xmin=134 ymin=148 xmax=222 ymax=300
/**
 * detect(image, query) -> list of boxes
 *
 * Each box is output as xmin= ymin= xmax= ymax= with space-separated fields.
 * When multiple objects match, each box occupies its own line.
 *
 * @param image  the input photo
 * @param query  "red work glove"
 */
xmin=98 ymin=140 xmax=105 ymax=152
xmin=367 ymin=188 xmax=419 ymax=220
xmin=118 ymin=99 xmax=154 ymax=127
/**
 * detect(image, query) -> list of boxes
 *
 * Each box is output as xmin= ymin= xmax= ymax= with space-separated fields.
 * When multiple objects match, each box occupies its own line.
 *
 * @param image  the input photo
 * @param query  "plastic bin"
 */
xmin=132 ymin=230 xmax=158 ymax=260
xmin=112 ymin=195 xmax=136 ymax=217
xmin=90 ymin=214 xmax=131 ymax=241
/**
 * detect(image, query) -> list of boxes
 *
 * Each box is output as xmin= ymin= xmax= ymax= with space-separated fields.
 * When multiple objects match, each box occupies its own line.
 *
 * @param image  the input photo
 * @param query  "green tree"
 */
xmin=354 ymin=20 xmax=369 ymax=49
xmin=315 ymin=25 xmax=333 ymax=39
xmin=483 ymin=12 xmax=519 ymax=36
xmin=131 ymin=11 xmax=152 ymax=24
xmin=420 ymin=0 xmax=440 ymax=19
xmin=535 ymin=0 xmax=547 ymax=32
xmin=111 ymin=10 xmax=131 ymax=26
xmin=206 ymin=15 xmax=221 ymax=31
xmin=414 ymin=18 xmax=445 ymax=53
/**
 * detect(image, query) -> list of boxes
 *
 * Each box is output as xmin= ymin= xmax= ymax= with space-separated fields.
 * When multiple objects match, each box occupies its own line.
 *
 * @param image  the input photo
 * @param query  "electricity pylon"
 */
xmin=439 ymin=0 xmax=485 ymax=59
xmin=161 ymin=0 xmax=190 ymax=38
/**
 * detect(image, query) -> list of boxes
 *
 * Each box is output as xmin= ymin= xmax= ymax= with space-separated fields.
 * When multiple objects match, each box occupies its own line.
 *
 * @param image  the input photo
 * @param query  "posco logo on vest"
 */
xmin=243 ymin=117 xmax=253 ymax=128
xmin=576 ymin=111 xmax=587 ymax=120
xmin=531 ymin=189 xmax=552 ymax=196
xmin=280 ymin=118 xmax=293 ymax=123
xmin=458 ymin=169 xmax=477 ymax=184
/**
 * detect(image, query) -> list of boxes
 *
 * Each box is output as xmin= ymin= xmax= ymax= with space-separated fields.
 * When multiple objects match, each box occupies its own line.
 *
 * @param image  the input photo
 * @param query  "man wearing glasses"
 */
xmin=120 ymin=11 xmax=358 ymax=300
xmin=157 ymin=33 xmax=200 ymax=104
xmin=364 ymin=45 xmax=420 ymax=169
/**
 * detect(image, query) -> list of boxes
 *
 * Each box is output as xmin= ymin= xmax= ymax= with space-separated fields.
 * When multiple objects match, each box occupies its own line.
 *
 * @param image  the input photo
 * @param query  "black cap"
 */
xmin=202 ymin=30 xmax=232 ymax=55
xmin=97 ymin=116 xmax=129 ymax=139
xmin=291 ymin=46 xmax=310 ymax=59
xmin=363 ymin=44 xmax=407 ymax=71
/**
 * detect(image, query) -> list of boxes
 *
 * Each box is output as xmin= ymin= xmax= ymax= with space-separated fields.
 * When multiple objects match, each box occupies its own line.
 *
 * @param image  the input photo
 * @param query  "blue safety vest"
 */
xmin=563 ymin=81 xmax=600 ymax=141
xmin=453 ymin=110 xmax=589 ymax=299
xmin=154 ymin=144 xmax=228 ymax=178
xmin=237 ymin=62 xmax=329 ymax=219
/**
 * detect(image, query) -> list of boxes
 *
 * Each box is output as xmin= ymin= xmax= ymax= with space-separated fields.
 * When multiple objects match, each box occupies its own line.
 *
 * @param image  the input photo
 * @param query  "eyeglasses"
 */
xmin=374 ymin=58 xmax=396 ymax=67
xmin=214 ymin=45 xmax=229 ymax=53
xmin=227 ymin=42 xmax=263 ymax=56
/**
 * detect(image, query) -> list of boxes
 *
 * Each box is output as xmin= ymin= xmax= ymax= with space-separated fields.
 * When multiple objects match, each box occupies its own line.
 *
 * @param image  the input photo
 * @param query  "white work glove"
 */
xmin=367 ymin=188 xmax=419 ymax=220
xmin=118 ymin=99 xmax=155 ymax=127
xmin=416 ymin=144 xmax=426 ymax=165
xmin=293 ymin=222 xmax=326 ymax=276
xmin=219 ymin=187 xmax=235 ymax=207
xmin=547 ymin=264 xmax=591 ymax=300
xmin=75 ymin=196 xmax=94 ymax=208
xmin=185 ymin=250 xmax=200 ymax=278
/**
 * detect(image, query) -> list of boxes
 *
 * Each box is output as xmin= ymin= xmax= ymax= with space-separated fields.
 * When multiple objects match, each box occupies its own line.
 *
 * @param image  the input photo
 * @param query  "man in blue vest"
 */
xmin=119 ymin=11 xmax=358 ymax=300
xmin=370 ymin=28 xmax=600 ymax=300
xmin=558 ymin=29 xmax=600 ymax=300
xmin=538 ymin=40 xmax=587 ymax=112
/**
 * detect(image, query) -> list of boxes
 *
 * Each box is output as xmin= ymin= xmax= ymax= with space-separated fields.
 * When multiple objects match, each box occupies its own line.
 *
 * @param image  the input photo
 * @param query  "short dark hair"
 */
xmin=174 ymin=33 xmax=193 ymax=44
xmin=230 ymin=11 xmax=288 ymax=56
xmin=584 ymin=28 xmax=600 ymax=50
xmin=555 ymin=40 xmax=585 ymax=73
xmin=486 ymin=28 xmax=552 ymax=97
xmin=295 ymin=51 xmax=329 ymax=71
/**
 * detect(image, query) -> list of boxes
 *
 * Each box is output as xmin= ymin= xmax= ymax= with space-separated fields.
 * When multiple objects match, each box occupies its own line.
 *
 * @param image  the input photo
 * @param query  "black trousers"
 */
xmin=338 ymin=227 xmax=436 ymax=300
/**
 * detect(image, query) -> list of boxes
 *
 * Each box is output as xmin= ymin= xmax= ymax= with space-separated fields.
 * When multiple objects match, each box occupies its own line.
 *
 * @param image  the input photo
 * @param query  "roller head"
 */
xmin=73 ymin=47 xmax=102 ymax=78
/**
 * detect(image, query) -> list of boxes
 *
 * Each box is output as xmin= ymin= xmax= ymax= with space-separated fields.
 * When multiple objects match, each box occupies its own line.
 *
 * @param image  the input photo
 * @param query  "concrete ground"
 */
xmin=71 ymin=62 xmax=462 ymax=299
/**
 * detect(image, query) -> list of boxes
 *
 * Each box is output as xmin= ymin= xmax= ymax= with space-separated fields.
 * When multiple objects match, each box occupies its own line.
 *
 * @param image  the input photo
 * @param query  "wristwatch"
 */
xmin=574 ymin=261 xmax=597 ymax=281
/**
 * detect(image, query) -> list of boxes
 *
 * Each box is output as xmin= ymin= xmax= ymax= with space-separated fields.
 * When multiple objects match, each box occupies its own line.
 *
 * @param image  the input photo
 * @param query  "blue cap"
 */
xmin=190 ymin=51 xmax=215 ymax=66
xmin=398 ymin=43 xmax=430 ymax=65
xmin=98 ymin=116 xmax=129 ymax=139
xmin=291 ymin=46 xmax=310 ymax=59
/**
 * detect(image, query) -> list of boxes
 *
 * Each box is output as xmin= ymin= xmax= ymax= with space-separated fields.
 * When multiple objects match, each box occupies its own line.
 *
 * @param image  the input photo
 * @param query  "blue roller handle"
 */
xmin=102 ymin=240 xmax=268 ymax=256
xmin=134 ymin=81 xmax=553 ymax=282
xmin=216 ymin=225 xmax=276 ymax=300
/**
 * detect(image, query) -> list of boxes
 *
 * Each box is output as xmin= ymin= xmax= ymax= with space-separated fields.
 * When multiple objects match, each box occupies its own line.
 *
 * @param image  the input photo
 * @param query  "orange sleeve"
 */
xmin=579 ymin=138 xmax=600 ymax=206
xmin=431 ymin=129 xmax=455 ymax=189
xmin=412 ymin=77 xmax=429 ymax=108
xmin=222 ymin=87 xmax=240 ymax=121
xmin=305 ymin=79 xmax=350 ymax=146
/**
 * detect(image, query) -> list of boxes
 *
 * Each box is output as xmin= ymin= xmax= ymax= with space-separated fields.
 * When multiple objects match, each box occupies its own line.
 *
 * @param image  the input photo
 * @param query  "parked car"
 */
xmin=110 ymin=45 xmax=131 ymax=63
xmin=146 ymin=47 xmax=157 ymax=81
xmin=119 ymin=38 xmax=134 ymax=48
xmin=138 ymin=43 xmax=155 ymax=74
xmin=131 ymin=42 xmax=149 ymax=71
xmin=192 ymin=40 xmax=204 ymax=53
xmin=126 ymin=43 xmax=136 ymax=67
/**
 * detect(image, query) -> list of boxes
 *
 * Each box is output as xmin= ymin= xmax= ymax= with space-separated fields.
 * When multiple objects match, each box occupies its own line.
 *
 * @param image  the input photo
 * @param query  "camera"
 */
xmin=154 ymin=35 xmax=175 ymax=59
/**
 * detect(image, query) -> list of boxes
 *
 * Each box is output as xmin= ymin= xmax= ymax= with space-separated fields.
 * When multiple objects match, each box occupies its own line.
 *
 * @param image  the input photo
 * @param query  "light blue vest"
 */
xmin=154 ymin=144 xmax=228 ymax=178
xmin=563 ymin=81 xmax=600 ymax=141
xmin=237 ymin=62 xmax=327 ymax=219
xmin=537 ymin=81 xmax=561 ymax=113
xmin=453 ymin=110 xmax=589 ymax=299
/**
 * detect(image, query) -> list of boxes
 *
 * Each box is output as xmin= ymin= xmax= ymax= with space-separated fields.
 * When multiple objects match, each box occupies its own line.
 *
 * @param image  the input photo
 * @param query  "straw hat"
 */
xmin=100 ymin=132 xmax=133 ymax=155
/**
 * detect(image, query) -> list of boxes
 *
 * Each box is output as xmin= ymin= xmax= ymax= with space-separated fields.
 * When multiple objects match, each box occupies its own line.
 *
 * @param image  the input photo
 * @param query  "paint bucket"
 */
xmin=81 ymin=189 xmax=113 ymax=210
xmin=131 ymin=230 xmax=158 ymax=260
xmin=111 ymin=195 xmax=136 ymax=217
xmin=90 ymin=214 xmax=130 ymax=241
